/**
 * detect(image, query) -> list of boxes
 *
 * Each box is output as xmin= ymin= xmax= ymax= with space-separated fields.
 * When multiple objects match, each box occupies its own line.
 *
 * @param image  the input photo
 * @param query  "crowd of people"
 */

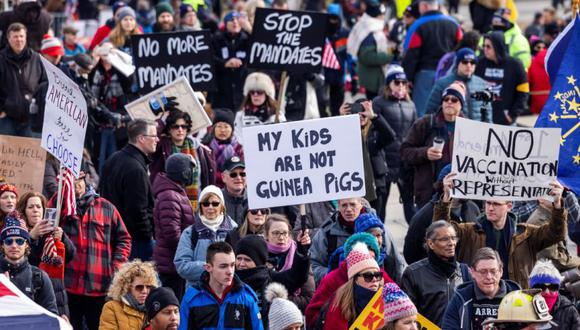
xmin=1 ymin=0 xmax=580 ymax=329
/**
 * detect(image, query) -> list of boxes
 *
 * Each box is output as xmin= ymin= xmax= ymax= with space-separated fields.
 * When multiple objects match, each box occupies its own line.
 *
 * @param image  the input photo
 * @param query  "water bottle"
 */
xmin=29 ymin=98 xmax=38 ymax=114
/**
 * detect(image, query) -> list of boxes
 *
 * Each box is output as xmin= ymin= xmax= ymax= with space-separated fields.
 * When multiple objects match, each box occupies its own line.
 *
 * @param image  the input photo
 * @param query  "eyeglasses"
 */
xmin=171 ymin=124 xmax=191 ymax=130
xmin=393 ymin=80 xmax=408 ymax=86
xmin=485 ymin=201 xmax=509 ymax=207
xmin=270 ymin=231 xmax=289 ymax=238
xmin=443 ymin=96 xmax=460 ymax=104
xmin=432 ymin=236 xmax=459 ymax=243
xmin=250 ymin=90 xmax=265 ymax=96
xmin=3 ymin=237 xmax=26 ymax=246
xmin=460 ymin=60 xmax=476 ymax=65
xmin=357 ymin=271 xmax=383 ymax=283
xmin=474 ymin=268 xmax=501 ymax=277
xmin=229 ymin=172 xmax=247 ymax=178
xmin=201 ymin=201 xmax=221 ymax=208
xmin=133 ymin=284 xmax=154 ymax=292
xmin=533 ymin=283 xmax=560 ymax=292
xmin=249 ymin=208 xmax=269 ymax=215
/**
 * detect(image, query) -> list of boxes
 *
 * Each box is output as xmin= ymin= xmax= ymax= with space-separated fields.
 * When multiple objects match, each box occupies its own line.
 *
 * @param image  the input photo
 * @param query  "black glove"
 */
xmin=163 ymin=96 xmax=180 ymax=112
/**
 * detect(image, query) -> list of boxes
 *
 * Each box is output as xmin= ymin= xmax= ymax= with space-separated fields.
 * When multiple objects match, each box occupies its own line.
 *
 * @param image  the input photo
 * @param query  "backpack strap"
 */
xmin=31 ymin=266 xmax=44 ymax=301
xmin=190 ymin=228 xmax=199 ymax=251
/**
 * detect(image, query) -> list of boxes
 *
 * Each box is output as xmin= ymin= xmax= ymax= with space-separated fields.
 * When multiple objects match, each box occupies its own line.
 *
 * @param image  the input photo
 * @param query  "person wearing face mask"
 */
xmin=372 ymin=65 xmax=417 ymax=224
xmin=153 ymin=154 xmax=197 ymax=300
xmin=0 ymin=183 xmax=18 ymax=226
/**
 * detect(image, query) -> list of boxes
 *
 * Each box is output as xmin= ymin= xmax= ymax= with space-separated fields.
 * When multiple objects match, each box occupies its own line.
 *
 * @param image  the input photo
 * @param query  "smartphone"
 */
xmin=44 ymin=208 xmax=58 ymax=228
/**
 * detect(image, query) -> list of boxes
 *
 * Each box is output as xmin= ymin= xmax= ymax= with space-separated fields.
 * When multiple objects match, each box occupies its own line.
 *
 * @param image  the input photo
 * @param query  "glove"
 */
xmin=163 ymin=96 xmax=180 ymax=112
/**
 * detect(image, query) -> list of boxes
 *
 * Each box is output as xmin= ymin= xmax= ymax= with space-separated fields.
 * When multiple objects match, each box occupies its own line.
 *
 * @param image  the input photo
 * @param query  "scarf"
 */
xmin=347 ymin=14 xmax=389 ymax=74
xmin=266 ymin=240 xmax=297 ymax=271
xmin=76 ymin=185 xmax=98 ymax=217
xmin=245 ymin=104 xmax=271 ymax=123
xmin=354 ymin=283 xmax=378 ymax=316
xmin=122 ymin=293 xmax=146 ymax=313
xmin=339 ymin=214 xmax=356 ymax=233
xmin=171 ymin=138 xmax=200 ymax=211
xmin=542 ymin=291 xmax=559 ymax=312
xmin=209 ymin=136 xmax=242 ymax=172
xmin=200 ymin=214 xmax=224 ymax=232
xmin=427 ymin=249 xmax=458 ymax=278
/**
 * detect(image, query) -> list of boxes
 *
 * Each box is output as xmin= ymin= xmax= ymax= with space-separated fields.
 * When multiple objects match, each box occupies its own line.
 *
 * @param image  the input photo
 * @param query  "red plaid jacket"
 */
xmin=62 ymin=196 xmax=131 ymax=296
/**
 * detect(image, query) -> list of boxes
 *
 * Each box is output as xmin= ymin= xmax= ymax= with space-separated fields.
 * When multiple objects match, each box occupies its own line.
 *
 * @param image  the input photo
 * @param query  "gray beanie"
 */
xmin=165 ymin=153 xmax=194 ymax=186
xmin=265 ymin=283 xmax=303 ymax=330
xmin=116 ymin=6 xmax=136 ymax=21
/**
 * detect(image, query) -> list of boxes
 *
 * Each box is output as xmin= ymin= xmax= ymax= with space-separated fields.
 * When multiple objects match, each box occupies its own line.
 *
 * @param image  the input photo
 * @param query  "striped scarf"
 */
xmin=171 ymin=138 xmax=200 ymax=210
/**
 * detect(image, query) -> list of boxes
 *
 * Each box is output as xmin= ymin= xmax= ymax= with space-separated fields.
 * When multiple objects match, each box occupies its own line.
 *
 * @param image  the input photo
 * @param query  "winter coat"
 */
xmin=153 ymin=173 xmax=196 ymax=275
xmin=425 ymin=70 xmax=492 ymax=122
xmin=100 ymin=144 xmax=155 ymax=240
xmin=528 ymin=50 xmax=551 ymax=114
xmin=443 ymin=280 xmax=520 ymax=329
xmin=0 ymin=2 xmax=51 ymax=52
xmin=210 ymin=31 xmax=250 ymax=110
xmin=179 ymin=272 xmax=263 ymax=330
xmin=400 ymin=111 xmax=457 ymax=206
xmin=551 ymin=294 xmax=580 ymax=330
xmin=400 ymin=258 xmax=472 ymax=326
xmin=365 ymin=113 xmax=396 ymax=190
xmin=0 ymin=47 xmax=47 ymax=124
xmin=434 ymin=200 xmax=568 ymax=288
xmin=174 ymin=215 xmax=238 ymax=287
xmin=503 ymin=24 xmax=532 ymax=70
xmin=222 ymin=188 xmax=248 ymax=226
xmin=372 ymin=95 xmax=417 ymax=181
xmin=357 ymin=33 xmax=391 ymax=94
xmin=99 ymin=299 xmax=146 ymax=330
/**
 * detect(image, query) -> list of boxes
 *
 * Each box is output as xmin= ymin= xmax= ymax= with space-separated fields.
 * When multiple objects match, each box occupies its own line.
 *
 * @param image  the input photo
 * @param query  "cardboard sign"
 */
xmin=451 ymin=117 xmax=561 ymax=201
xmin=124 ymin=77 xmax=211 ymax=134
xmin=131 ymin=31 xmax=216 ymax=93
xmin=248 ymin=8 xmax=327 ymax=73
xmin=0 ymin=136 xmax=46 ymax=193
xmin=40 ymin=57 xmax=88 ymax=178
xmin=243 ymin=115 xmax=365 ymax=209
xmin=349 ymin=287 xmax=384 ymax=330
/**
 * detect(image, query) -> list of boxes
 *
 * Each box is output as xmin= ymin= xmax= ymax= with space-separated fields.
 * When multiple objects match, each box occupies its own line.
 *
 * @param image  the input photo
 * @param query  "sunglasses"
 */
xmin=133 ymin=284 xmax=154 ymax=292
xmin=533 ymin=283 xmax=560 ymax=292
xmin=393 ymin=80 xmax=408 ymax=86
xmin=229 ymin=172 xmax=246 ymax=178
xmin=460 ymin=60 xmax=476 ymax=65
xmin=249 ymin=208 xmax=269 ymax=215
xmin=171 ymin=124 xmax=191 ymax=130
xmin=250 ymin=90 xmax=265 ymax=96
xmin=201 ymin=201 xmax=221 ymax=207
xmin=3 ymin=237 xmax=26 ymax=246
xmin=357 ymin=271 xmax=383 ymax=283
xmin=443 ymin=96 xmax=460 ymax=104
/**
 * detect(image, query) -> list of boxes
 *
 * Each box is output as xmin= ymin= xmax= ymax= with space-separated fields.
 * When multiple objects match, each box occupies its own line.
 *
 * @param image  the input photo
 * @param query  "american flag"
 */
xmin=59 ymin=168 xmax=76 ymax=216
xmin=322 ymin=39 xmax=341 ymax=70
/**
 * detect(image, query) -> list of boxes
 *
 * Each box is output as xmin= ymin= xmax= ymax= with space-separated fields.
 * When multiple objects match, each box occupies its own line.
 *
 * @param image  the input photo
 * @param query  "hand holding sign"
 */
xmin=442 ymin=172 xmax=457 ymax=202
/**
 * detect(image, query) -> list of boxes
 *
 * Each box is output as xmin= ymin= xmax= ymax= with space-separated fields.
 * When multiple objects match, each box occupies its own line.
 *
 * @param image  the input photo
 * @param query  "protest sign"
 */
xmin=451 ymin=117 xmax=561 ymax=201
xmin=243 ymin=115 xmax=365 ymax=209
xmin=349 ymin=287 xmax=384 ymax=330
xmin=132 ymin=31 xmax=216 ymax=93
xmin=248 ymin=8 xmax=327 ymax=73
xmin=124 ymin=77 xmax=211 ymax=134
xmin=40 ymin=57 xmax=88 ymax=178
xmin=416 ymin=314 xmax=441 ymax=330
xmin=0 ymin=136 xmax=46 ymax=193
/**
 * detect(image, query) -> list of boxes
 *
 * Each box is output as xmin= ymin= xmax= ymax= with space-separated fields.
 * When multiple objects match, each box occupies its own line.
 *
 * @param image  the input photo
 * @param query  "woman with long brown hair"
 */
xmin=107 ymin=7 xmax=142 ymax=53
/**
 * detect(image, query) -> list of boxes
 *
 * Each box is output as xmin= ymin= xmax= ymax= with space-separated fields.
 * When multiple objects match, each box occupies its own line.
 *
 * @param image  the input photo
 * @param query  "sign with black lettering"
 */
xmin=248 ymin=8 xmax=326 ymax=73
xmin=0 ymin=136 xmax=46 ymax=193
xmin=243 ymin=116 xmax=365 ymax=209
xmin=132 ymin=31 xmax=216 ymax=93
xmin=451 ymin=117 xmax=561 ymax=201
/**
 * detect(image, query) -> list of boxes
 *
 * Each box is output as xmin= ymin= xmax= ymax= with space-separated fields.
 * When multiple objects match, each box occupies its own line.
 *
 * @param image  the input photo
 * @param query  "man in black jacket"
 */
xmin=100 ymin=119 xmax=158 ymax=261
xmin=221 ymin=156 xmax=248 ymax=226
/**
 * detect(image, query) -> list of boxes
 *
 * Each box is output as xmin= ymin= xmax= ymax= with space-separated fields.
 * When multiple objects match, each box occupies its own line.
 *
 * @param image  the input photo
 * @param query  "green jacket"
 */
xmin=357 ymin=34 xmax=392 ymax=94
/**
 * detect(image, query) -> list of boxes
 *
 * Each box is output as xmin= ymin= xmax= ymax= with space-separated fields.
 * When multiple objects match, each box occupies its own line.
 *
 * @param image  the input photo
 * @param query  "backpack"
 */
xmin=31 ymin=266 xmax=44 ymax=301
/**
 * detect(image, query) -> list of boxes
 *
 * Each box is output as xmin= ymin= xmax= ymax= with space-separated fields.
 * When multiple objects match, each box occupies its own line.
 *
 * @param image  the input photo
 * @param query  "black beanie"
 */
xmin=365 ymin=3 xmax=386 ymax=17
xmin=165 ymin=153 xmax=194 ymax=186
xmin=145 ymin=287 xmax=180 ymax=321
xmin=235 ymin=235 xmax=267 ymax=267
xmin=213 ymin=109 xmax=235 ymax=129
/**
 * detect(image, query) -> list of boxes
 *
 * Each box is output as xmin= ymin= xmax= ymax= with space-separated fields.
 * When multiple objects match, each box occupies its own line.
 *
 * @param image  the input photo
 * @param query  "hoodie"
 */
xmin=0 ymin=1 xmax=51 ymax=52
xmin=475 ymin=31 xmax=529 ymax=125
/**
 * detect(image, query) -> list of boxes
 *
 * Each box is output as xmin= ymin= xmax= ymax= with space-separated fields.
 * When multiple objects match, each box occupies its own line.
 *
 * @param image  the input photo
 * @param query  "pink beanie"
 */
xmin=346 ymin=242 xmax=379 ymax=279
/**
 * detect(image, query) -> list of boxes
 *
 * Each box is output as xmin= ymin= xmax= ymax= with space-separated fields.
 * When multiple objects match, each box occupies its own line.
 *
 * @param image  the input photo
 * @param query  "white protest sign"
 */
xmin=451 ymin=117 xmax=561 ymax=201
xmin=40 ymin=57 xmax=88 ymax=177
xmin=243 ymin=115 xmax=365 ymax=209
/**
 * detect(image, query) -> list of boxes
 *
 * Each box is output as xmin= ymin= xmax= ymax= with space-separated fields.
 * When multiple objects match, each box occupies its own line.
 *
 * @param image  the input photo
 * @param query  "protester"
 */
xmin=264 ymin=283 xmax=303 ymax=330
xmin=101 ymin=119 xmax=157 ymax=261
xmin=226 ymin=208 xmax=268 ymax=248
xmin=154 ymin=2 xmax=177 ymax=32
xmin=401 ymin=221 xmax=471 ymax=326
xmin=528 ymin=43 xmax=551 ymax=115
xmin=153 ymin=153 xmax=197 ymax=300
xmin=442 ymin=248 xmax=521 ymax=329
xmin=174 ymin=185 xmax=237 ymax=287
xmin=145 ymin=287 xmax=180 ymax=330
xmin=178 ymin=4 xmax=201 ymax=31
xmin=0 ymin=0 xmax=51 ymax=52
xmin=0 ymin=183 xmax=18 ymax=226
xmin=490 ymin=8 xmax=532 ymax=70
xmin=380 ymin=283 xmax=419 ymax=330
xmin=434 ymin=31 xmax=481 ymax=81
xmin=62 ymin=26 xmax=86 ymax=57
xmin=480 ymin=290 xmax=554 ymax=329
xmin=220 ymin=156 xmax=248 ymax=225
xmin=99 ymin=260 xmax=159 ymax=330
xmin=107 ymin=6 xmax=142 ymax=54
xmin=89 ymin=1 xmax=128 ymax=51
xmin=40 ymin=35 xmax=65 ymax=66
xmin=178 ymin=241 xmax=263 ymax=330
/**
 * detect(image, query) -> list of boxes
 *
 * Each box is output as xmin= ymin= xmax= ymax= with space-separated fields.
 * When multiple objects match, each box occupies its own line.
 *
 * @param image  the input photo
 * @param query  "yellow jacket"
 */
xmin=99 ymin=299 xmax=146 ymax=330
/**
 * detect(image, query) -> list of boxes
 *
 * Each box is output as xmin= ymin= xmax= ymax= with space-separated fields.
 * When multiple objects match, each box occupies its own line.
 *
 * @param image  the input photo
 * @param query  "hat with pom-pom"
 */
xmin=265 ymin=282 xmax=303 ymax=330
xmin=383 ymin=282 xmax=417 ymax=322
xmin=529 ymin=259 xmax=563 ymax=289
xmin=346 ymin=242 xmax=379 ymax=279
xmin=342 ymin=232 xmax=380 ymax=262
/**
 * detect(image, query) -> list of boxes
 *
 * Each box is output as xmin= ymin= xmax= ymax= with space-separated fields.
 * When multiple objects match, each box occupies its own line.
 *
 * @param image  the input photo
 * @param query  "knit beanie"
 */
xmin=145 ymin=287 xmax=180 ymax=321
xmin=355 ymin=213 xmax=384 ymax=234
xmin=327 ymin=3 xmax=342 ymax=17
xmin=212 ymin=109 xmax=235 ymax=129
xmin=365 ymin=3 xmax=386 ymax=17
xmin=180 ymin=4 xmax=195 ymax=18
xmin=224 ymin=11 xmax=240 ymax=23
xmin=437 ymin=164 xmax=452 ymax=182
xmin=441 ymin=81 xmax=466 ymax=108
xmin=156 ymin=2 xmax=174 ymax=19
xmin=112 ymin=0 xmax=126 ymax=15
xmin=165 ymin=153 xmax=195 ymax=186
xmin=1 ymin=212 xmax=29 ymax=241
xmin=0 ymin=183 xmax=18 ymax=199
xmin=117 ymin=6 xmax=136 ymax=21
xmin=346 ymin=242 xmax=379 ymax=279
xmin=343 ymin=232 xmax=380 ymax=262
xmin=385 ymin=64 xmax=407 ymax=85
xmin=243 ymin=72 xmax=276 ymax=100
xmin=529 ymin=259 xmax=563 ymax=288
xmin=265 ymin=283 xmax=303 ymax=330
xmin=199 ymin=185 xmax=225 ymax=206
xmin=41 ymin=35 xmax=64 ymax=57
xmin=455 ymin=47 xmax=477 ymax=64
xmin=235 ymin=235 xmax=268 ymax=267
xmin=383 ymin=282 xmax=417 ymax=322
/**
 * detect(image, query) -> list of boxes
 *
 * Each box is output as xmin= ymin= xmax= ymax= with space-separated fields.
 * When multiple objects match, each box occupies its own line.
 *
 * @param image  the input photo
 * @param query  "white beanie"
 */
xmin=199 ymin=185 xmax=225 ymax=205
xmin=265 ymin=283 xmax=303 ymax=330
xmin=243 ymin=72 xmax=276 ymax=100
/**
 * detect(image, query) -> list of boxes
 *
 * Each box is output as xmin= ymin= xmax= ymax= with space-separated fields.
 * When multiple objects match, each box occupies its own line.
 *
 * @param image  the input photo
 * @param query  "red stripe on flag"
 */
xmin=322 ymin=39 xmax=341 ymax=70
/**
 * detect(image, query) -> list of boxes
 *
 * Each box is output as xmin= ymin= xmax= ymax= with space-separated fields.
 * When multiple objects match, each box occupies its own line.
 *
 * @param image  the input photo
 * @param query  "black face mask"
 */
xmin=327 ymin=19 xmax=341 ymax=36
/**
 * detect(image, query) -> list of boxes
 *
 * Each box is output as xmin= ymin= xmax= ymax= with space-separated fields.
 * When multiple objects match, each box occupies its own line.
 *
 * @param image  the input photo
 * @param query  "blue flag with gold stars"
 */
xmin=535 ymin=15 xmax=580 ymax=193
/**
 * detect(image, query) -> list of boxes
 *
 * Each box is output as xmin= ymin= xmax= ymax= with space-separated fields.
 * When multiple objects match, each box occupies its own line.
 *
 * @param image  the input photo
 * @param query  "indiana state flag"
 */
xmin=535 ymin=15 xmax=580 ymax=193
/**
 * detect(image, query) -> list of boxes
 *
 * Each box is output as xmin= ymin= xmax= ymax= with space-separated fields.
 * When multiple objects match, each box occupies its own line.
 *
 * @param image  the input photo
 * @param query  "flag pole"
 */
xmin=54 ymin=165 xmax=64 ymax=228
xmin=275 ymin=71 xmax=287 ymax=124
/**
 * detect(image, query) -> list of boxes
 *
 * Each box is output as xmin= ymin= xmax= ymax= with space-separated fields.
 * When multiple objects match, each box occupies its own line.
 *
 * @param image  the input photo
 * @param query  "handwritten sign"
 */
xmin=451 ymin=117 xmax=561 ymax=201
xmin=40 ymin=57 xmax=87 ymax=177
xmin=0 ymin=136 xmax=46 ymax=193
xmin=248 ymin=8 xmax=326 ymax=73
xmin=131 ymin=31 xmax=216 ymax=93
xmin=243 ymin=115 xmax=365 ymax=209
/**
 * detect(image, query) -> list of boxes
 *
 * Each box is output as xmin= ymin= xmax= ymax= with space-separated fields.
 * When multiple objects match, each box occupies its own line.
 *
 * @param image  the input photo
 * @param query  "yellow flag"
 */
xmin=349 ymin=287 xmax=384 ymax=330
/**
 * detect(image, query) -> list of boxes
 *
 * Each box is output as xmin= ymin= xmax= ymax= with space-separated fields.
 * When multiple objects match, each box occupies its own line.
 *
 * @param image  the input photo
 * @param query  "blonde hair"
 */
xmin=108 ymin=21 xmax=141 ymax=48
xmin=107 ymin=260 xmax=158 ymax=301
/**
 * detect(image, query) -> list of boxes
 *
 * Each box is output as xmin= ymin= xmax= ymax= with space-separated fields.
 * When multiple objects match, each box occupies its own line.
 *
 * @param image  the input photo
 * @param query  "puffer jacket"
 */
xmin=99 ymin=299 xmax=146 ymax=330
xmin=551 ymin=294 xmax=580 ymax=330
xmin=433 ymin=200 xmax=567 ymax=288
xmin=153 ymin=173 xmax=195 ymax=275
xmin=372 ymin=95 xmax=417 ymax=181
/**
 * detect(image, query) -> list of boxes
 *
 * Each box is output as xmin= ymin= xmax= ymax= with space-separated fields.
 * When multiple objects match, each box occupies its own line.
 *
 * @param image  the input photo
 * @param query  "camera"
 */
xmin=471 ymin=90 xmax=495 ymax=102
xmin=349 ymin=102 xmax=364 ymax=114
